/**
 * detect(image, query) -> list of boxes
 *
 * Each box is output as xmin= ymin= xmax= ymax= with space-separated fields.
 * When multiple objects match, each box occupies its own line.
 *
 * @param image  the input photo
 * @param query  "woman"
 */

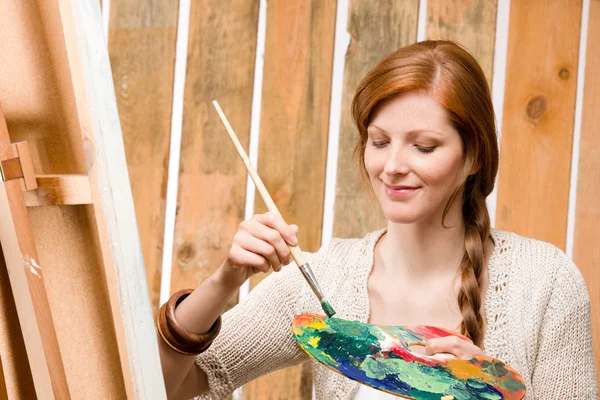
xmin=157 ymin=40 xmax=597 ymax=399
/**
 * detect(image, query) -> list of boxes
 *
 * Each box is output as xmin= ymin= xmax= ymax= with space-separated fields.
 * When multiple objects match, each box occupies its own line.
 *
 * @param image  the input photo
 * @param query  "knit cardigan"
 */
xmin=195 ymin=229 xmax=598 ymax=399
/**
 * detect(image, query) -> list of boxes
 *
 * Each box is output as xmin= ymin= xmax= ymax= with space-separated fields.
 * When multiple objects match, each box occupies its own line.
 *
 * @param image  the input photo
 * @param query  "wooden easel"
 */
xmin=0 ymin=0 xmax=166 ymax=398
xmin=0 ymin=105 xmax=71 ymax=398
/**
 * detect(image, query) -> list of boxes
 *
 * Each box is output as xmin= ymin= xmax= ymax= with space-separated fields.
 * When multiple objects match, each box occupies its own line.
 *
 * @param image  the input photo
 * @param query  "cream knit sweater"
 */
xmin=195 ymin=229 xmax=598 ymax=399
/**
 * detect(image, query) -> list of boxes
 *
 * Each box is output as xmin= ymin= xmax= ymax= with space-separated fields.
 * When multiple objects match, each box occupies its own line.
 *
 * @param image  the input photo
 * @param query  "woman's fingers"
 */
xmin=424 ymin=336 xmax=483 ymax=360
xmin=246 ymin=213 xmax=298 ymax=265
xmin=254 ymin=212 xmax=298 ymax=246
xmin=232 ymin=230 xmax=281 ymax=271
xmin=290 ymin=224 xmax=299 ymax=236
xmin=226 ymin=212 xmax=300 ymax=279
xmin=229 ymin=238 xmax=272 ymax=273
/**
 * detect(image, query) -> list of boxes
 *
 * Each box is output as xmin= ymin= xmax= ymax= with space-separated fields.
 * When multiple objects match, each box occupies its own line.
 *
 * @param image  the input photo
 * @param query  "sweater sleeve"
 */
xmin=193 ymin=254 xmax=314 ymax=399
xmin=531 ymin=249 xmax=598 ymax=399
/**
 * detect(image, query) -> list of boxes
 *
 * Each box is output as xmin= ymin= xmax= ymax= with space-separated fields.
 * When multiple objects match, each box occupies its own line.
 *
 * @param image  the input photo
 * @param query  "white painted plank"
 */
xmin=160 ymin=0 xmax=192 ymax=306
xmin=62 ymin=0 xmax=166 ymax=397
xmin=566 ymin=0 xmax=590 ymax=258
xmin=487 ymin=0 xmax=511 ymax=228
xmin=321 ymin=0 xmax=349 ymax=247
xmin=416 ymin=0 xmax=427 ymax=42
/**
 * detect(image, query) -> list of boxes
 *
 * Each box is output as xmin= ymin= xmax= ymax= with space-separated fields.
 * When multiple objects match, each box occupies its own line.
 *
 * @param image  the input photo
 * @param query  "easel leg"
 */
xmin=0 ymin=105 xmax=70 ymax=399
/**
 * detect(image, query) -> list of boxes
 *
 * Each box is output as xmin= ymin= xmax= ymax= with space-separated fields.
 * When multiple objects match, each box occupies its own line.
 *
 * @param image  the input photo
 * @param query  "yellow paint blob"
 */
xmin=446 ymin=360 xmax=488 ymax=381
xmin=306 ymin=319 xmax=328 ymax=330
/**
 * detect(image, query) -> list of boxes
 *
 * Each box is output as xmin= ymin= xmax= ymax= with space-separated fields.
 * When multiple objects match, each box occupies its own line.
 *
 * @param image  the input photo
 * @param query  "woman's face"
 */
xmin=364 ymin=90 xmax=466 ymax=225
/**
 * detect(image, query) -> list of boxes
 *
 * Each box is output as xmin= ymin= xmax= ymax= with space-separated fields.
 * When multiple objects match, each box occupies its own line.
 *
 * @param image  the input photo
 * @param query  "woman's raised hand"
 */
xmin=220 ymin=212 xmax=299 ymax=288
xmin=424 ymin=335 xmax=484 ymax=360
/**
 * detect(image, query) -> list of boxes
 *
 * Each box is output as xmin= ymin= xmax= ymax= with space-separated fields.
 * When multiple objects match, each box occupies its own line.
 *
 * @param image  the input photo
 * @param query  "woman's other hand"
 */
xmin=424 ymin=335 xmax=484 ymax=360
xmin=219 ymin=212 xmax=299 ymax=288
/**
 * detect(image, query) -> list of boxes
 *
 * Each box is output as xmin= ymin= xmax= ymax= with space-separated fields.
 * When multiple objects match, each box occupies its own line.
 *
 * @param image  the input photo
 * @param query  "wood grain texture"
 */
xmin=0 ymin=237 xmax=36 ymax=400
xmin=573 ymin=0 xmax=600 ymax=382
xmin=0 ymin=1 xmax=82 ymax=395
xmin=108 ymin=0 xmax=179 ymax=316
xmin=24 ymin=175 xmax=92 ymax=206
xmin=426 ymin=0 xmax=497 ymax=84
xmin=243 ymin=1 xmax=336 ymax=398
xmin=0 ymin=99 xmax=69 ymax=400
xmin=333 ymin=1 xmax=420 ymax=238
xmin=495 ymin=0 xmax=582 ymax=248
xmin=15 ymin=142 xmax=38 ymax=190
xmin=250 ymin=0 xmax=336 ymax=287
xmin=170 ymin=0 xmax=259 ymax=305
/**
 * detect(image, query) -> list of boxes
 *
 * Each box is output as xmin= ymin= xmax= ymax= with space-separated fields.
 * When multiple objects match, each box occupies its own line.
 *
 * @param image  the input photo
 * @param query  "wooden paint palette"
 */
xmin=292 ymin=313 xmax=526 ymax=400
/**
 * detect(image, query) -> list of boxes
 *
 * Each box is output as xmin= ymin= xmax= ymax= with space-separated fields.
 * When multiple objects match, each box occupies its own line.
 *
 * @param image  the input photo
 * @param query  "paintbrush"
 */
xmin=212 ymin=100 xmax=336 ymax=318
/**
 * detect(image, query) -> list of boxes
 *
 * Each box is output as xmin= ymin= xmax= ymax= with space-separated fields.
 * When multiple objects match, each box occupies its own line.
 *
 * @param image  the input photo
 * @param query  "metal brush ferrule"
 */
xmin=298 ymin=263 xmax=325 ymax=301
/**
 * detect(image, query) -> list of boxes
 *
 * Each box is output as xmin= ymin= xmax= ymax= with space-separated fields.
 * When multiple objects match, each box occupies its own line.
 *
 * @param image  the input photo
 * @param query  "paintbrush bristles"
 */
xmin=321 ymin=300 xmax=336 ymax=318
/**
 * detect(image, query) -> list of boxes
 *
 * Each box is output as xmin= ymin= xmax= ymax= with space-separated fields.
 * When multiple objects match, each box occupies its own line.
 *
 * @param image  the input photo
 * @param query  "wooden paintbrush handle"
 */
xmin=212 ymin=100 xmax=307 ymax=266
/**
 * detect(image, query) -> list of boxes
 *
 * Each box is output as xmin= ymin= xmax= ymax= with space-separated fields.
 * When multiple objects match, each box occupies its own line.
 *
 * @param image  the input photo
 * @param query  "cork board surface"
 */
xmin=0 ymin=0 xmax=126 ymax=397
xmin=29 ymin=206 xmax=126 ymax=397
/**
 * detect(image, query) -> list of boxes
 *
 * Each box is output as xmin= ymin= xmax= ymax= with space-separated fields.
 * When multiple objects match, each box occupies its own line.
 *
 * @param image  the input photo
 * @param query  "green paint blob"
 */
xmin=320 ymin=300 xmax=336 ymax=317
xmin=482 ymin=360 xmax=509 ymax=377
xmin=501 ymin=377 xmax=527 ymax=391
xmin=465 ymin=379 xmax=487 ymax=389
xmin=361 ymin=357 xmax=456 ymax=393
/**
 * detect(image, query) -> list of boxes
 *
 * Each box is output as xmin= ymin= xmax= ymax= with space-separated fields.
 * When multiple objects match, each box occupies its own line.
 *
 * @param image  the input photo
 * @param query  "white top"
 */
xmin=195 ymin=229 xmax=598 ymax=399
xmin=354 ymin=384 xmax=401 ymax=399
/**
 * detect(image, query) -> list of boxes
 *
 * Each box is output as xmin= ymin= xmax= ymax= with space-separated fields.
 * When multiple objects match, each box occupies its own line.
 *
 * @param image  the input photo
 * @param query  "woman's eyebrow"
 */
xmin=411 ymin=129 xmax=445 ymax=137
xmin=367 ymin=125 xmax=389 ymax=137
xmin=367 ymin=124 xmax=387 ymax=133
xmin=368 ymin=124 xmax=445 ymax=137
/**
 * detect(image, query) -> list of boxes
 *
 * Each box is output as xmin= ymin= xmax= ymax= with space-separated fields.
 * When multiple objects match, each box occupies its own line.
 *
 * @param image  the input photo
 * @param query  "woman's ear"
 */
xmin=469 ymin=161 xmax=480 ymax=176
xmin=466 ymin=156 xmax=480 ymax=176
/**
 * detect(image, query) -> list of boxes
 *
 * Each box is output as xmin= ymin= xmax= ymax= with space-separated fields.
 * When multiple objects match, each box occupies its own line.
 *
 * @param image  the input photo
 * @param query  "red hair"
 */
xmin=352 ymin=40 xmax=499 ymax=346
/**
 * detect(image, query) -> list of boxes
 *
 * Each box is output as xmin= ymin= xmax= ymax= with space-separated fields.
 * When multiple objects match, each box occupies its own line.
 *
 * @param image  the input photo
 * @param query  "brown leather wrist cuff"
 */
xmin=156 ymin=289 xmax=222 ymax=355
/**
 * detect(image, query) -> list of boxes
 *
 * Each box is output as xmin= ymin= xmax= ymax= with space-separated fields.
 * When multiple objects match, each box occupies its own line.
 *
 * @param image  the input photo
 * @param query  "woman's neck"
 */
xmin=379 ymin=206 xmax=466 ymax=280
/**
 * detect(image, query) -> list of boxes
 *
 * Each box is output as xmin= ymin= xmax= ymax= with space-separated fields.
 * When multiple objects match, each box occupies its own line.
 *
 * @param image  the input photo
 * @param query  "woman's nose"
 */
xmin=383 ymin=147 xmax=410 ymax=176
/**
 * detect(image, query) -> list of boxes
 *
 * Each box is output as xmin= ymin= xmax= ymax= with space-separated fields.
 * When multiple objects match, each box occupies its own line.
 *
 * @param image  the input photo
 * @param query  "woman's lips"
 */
xmin=384 ymin=184 xmax=420 ymax=198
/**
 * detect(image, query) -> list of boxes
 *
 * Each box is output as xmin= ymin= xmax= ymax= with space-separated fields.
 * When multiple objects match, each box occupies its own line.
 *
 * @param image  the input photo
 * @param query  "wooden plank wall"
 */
xmin=496 ymin=0 xmax=581 ymax=248
xmin=333 ymin=1 xmax=419 ymax=238
xmin=106 ymin=0 xmax=600 ymax=396
xmin=245 ymin=3 xmax=336 ymax=398
xmin=107 ymin=0 xmax=179 ymax=316
xmin=169 ymin=0 xmax=259 ymax=309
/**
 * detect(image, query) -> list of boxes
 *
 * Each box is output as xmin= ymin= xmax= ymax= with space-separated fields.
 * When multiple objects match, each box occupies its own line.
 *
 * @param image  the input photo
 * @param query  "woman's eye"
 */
xmin=370 ymin=140 xmax=388 ymax=148
xmin=416 ymin=145 xmax=436 ymax=153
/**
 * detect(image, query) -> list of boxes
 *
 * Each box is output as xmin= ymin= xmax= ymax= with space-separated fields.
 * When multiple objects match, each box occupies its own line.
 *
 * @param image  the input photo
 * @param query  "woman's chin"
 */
xmin=382 ymin=210 xmax=423 ymax=225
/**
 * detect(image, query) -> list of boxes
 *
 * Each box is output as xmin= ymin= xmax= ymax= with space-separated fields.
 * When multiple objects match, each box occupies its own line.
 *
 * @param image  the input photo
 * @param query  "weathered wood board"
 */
xmin=244 ymin=2 xmax=336 ymax=398
xmin=426 ymin=0 xmax=497 ymax=84
xmin=108 ymin=0 xmax=179 ymax=316
xmin=170 ymin=0 xmax=259 ymax=311
xmin=495 ymin=0 xmax=582 ymax=248
xmin=333 ymin=1 xmax=420 ymax=239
